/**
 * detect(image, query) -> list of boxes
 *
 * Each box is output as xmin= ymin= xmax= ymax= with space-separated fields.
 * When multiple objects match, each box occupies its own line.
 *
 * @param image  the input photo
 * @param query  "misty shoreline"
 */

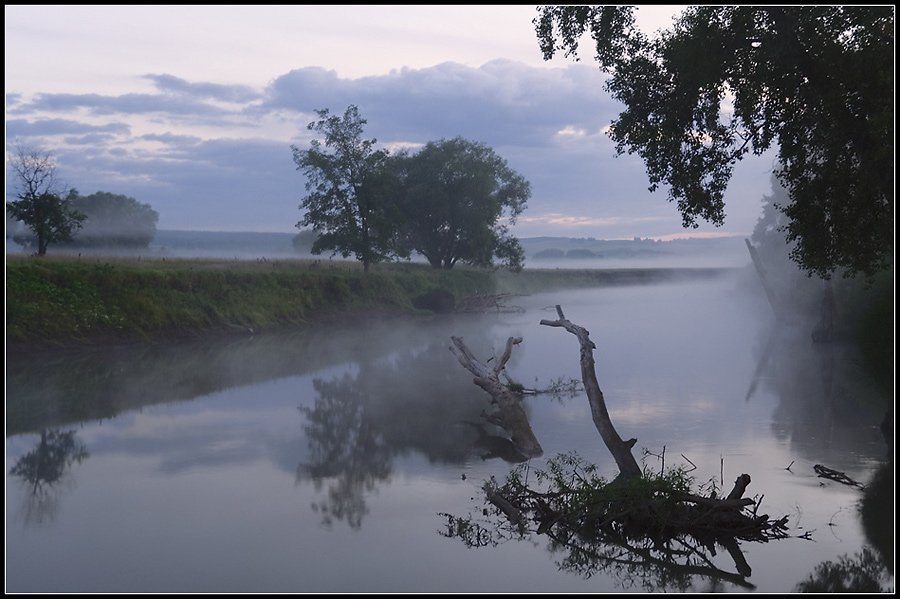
xmin=6 ymin=254 xmax=738 ymax=353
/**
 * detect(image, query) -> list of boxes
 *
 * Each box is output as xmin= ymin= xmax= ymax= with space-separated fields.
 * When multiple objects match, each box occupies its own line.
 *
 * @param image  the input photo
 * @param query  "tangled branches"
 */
xmin=441 ymin=453 xmax=797 ymax=591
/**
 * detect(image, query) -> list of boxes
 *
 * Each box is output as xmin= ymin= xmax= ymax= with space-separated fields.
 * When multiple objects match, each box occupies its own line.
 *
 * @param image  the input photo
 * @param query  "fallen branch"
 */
xmin=483 ymin=479 xmax=525 ymax=528
xmin=453 ymin=453 xmax=794 ymax=590
xmin=540 ymin=305 xmax=641 ymax=479
xmin=814 ymin=464 xmax=864 ymax=488
xmin=450 ymin=336 xmax=543 ymax=459
xmin=456 ymin=293 xmax=525 ymax=314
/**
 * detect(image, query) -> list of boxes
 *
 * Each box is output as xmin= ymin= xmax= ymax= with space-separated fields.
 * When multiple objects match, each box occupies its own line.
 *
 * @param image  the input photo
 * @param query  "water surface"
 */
xmin=6 ymin=273 xmax=891 ymax=592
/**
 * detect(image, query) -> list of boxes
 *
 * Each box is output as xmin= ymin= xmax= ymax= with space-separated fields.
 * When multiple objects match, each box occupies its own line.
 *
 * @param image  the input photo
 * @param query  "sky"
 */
xmin=5 ymin=5 xmax=777 ymax=240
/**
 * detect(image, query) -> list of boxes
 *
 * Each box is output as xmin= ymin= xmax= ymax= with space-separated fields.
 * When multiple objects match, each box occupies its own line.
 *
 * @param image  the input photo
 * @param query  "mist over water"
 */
xmin=5 ymin=270 xmax=891 ymax=592
xmin=6 ymin=229 xmax=750 ymax=268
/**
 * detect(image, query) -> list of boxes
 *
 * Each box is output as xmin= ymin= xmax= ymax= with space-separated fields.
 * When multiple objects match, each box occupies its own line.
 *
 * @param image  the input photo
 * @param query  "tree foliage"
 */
xmin=291 ymin=105 xmax=400 ymax=272
xmin=65 ymin=190 xmax=159 ymax=248
xmin=396 ymin=137 xmax=530 ymax=271
xmin=535 ymin=6 xmax=893 ymax=277
xmin=292 ymin=107 xmax=530 ymax=272
xmin=6 ymin=144 xmax=85 ymax=256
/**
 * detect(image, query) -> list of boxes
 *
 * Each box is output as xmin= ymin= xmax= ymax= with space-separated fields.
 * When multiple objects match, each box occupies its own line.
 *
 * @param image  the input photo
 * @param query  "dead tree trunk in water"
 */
xmin=540 ymin=305 xmax=642 ymax=479
xmin=811 ymin=279 xmax=835 ymax=343
xmin=744 ymin=238 xmax=781 ymax=320
xmin=449 ymin=336 xmax=543 ymax=459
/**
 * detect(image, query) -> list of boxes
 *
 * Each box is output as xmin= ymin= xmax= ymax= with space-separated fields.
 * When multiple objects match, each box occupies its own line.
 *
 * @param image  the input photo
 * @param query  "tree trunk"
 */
xmin=811 ymin=279 xmax=834 ymax=343
xmin=744 ymin=238 xmax=780 ymax=319
xmin=540 ymin=305 xmax=642 ymax=479
xmin=449 ymin=336 xmax=543 ymax=459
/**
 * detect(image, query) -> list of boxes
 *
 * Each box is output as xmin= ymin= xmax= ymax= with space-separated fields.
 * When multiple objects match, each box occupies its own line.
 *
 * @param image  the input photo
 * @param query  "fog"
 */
xmin=6 ymin=265 xmax=890 ymax=592
xmin=6 ymin=229 xmax=753 ymax=270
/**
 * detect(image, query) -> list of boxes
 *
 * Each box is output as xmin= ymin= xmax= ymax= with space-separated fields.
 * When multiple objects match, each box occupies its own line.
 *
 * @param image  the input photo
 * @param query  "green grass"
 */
xmin=5 ymin=255 xmax=496 ymax=346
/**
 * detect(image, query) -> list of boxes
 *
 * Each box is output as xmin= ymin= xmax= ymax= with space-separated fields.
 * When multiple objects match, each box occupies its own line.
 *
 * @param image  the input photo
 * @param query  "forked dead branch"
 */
xmin=446 ymin=305 xmax=797 ymax=589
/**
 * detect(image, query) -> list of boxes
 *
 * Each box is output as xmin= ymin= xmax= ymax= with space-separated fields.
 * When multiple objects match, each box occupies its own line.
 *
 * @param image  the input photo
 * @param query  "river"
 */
xmin=5 ymin=270 xmax=892 ymax=592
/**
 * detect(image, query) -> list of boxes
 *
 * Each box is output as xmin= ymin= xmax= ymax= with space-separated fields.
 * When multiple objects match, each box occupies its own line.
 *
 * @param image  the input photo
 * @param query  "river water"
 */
xmin=5 ymin=271 xmax=892 ymax=592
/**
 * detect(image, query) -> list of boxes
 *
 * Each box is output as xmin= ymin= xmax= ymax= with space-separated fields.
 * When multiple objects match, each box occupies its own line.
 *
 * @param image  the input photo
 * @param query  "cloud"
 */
xmin=62 ymin=133 xmax=121 ymax=146
xmin=262 ymin=60 xmax=617 ymax=148
xmin=19 ymin=92 xmax=233 ymax=118
xmin=140 ymin=132 xmax=203 ymax=146
xmin=144 ymin=74 xmax=262 ymax=103
xmin=6 ymin=118 xmax=131 ymax=138
xmin=50 ymin=137 xmax=301 ymax=231
xmin=6 ymin=60 xmax=773 ymax=236
xmin=519 ymin=213 xmax=669 ymax=228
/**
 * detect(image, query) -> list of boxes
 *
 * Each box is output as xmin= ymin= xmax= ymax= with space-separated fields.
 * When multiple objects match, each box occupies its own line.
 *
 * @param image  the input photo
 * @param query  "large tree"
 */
xmin=291 ymin=105 xmax=400 ymax=272
xmin=65 ymin=191 xmax=159 ymax=248
xmin=396 ymin=137 xmax=530 ymax=271
xmin=535 ymin=6 xmax=893 ymax=278
xmin=7 ymin=145 xmax=85 ymax=256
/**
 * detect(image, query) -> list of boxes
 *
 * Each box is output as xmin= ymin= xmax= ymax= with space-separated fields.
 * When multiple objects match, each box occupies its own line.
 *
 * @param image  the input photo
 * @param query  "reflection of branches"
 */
xmin=11 ymin=429 xmax=89 ymax=494
xmin=755 ymin=323 xmax=885 ymax=462
xmin=795 ymin=547 xmax=893 ymax=593
xmin=519 ymin=377 xmax=583 ymax=400
xmin=296 ymin=340 xmax=500 ymax=528
xmin=442 ymin=454 xmax=798 ymax=592
xmin=10 ymin=428 xmax=89 ymax=524
xmin=297 ymin=373 xmax=392 ymax=529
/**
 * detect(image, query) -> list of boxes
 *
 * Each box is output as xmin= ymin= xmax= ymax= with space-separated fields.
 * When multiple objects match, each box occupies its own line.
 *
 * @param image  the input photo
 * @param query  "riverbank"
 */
xmin=6 ymin=254 xmax=735 ymax=350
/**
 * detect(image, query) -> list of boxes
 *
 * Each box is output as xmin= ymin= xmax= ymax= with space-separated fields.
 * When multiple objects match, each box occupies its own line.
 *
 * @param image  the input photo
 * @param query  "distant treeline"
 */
xmin=10 ymin=190 xmax=159 ymax=250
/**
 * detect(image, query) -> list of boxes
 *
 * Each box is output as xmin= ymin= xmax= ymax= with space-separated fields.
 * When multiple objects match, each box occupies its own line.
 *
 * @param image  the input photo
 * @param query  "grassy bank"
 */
xmin=5 ymin=255 xmax=738 ymax=349
xmin=5 ymin=255 xmax=496 ymax=348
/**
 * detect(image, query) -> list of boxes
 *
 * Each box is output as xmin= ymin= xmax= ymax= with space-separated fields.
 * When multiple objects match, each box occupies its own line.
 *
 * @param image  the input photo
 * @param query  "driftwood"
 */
xmin=449 ymin=336 xmax=543 ymax=459
xmin=539 ymin=305 xmax=642 ymax=479
xmin=482 ymin=480 xmax=525 ymax=529
xmin=814 ymin=464 xmax=864 ymax=488
xmin=455 ymin=293 xmax=525 ymax=314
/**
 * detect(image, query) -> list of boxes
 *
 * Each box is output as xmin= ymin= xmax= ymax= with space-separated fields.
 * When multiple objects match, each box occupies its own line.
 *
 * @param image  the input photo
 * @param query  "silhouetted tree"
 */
xmin=291 ymin=105 xmax=401 ymax=272
xmin=7 ymin=144 xmax=85 ymax=255
xmin=535 ymin=6 xmax=893 ymax=278
xmin=395 ymin=137 xmax=530 ymax=271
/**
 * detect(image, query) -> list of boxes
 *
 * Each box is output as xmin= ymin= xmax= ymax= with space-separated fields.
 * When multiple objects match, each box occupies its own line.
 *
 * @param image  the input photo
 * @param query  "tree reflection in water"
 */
xmin=9 ymin=428 xmax=89 ymax=525
xmin=296 ymin=339 xmax=528 ymax=528
xmin=297 ymin=372 xmax=393 ymax=529
xmin=795 ymin=547 xmax=892 ymax=593
xmin=795 ymin=462 xmax=894 ymax=593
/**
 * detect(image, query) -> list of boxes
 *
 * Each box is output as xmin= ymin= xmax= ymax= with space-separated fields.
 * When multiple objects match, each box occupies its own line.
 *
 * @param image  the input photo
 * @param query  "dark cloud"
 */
xmin=52 ymin=137 xmax=300 ymax=231
xmin=20 ymin=92 xmax=232 ymax=118
xmin=263 ymin=60 xmax=618 ymax=148
xmin=144 ymin=74 xmax=262 ymax=103
xmin=140 ymin=132 xmax=203 ymax=146
xmin=6 ymin=118 xmax=131 ymax=138
xmin=63 ymin=133 xmax=121 ymax=146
